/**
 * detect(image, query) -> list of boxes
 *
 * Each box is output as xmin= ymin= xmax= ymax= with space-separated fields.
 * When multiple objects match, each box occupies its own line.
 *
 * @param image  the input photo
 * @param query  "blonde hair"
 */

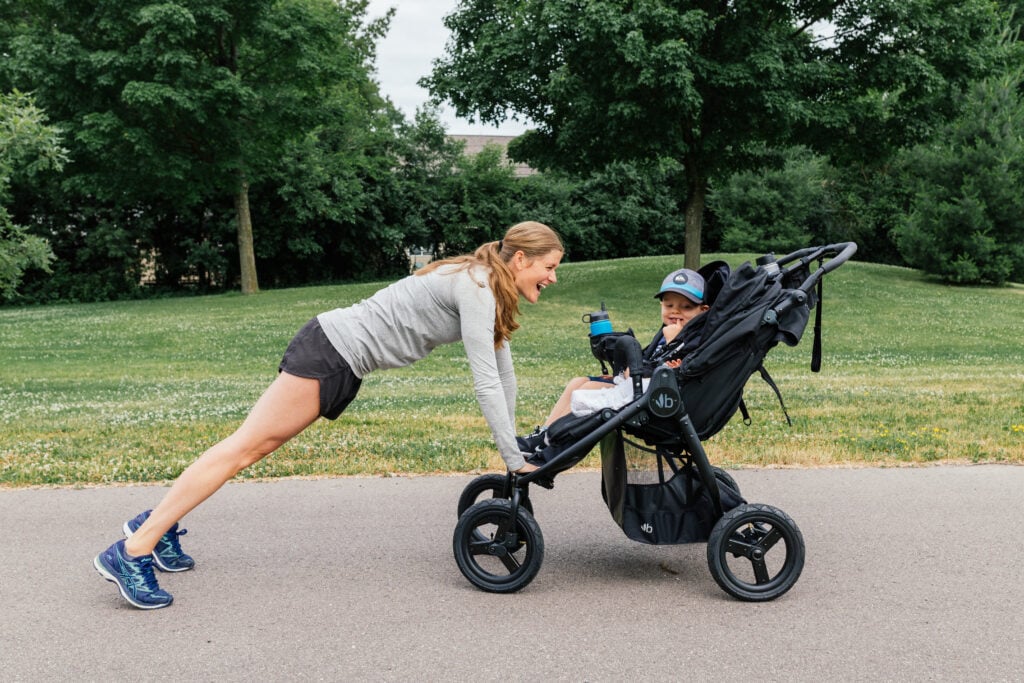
xmin=416 ymin=221 xmax=564 ymax=346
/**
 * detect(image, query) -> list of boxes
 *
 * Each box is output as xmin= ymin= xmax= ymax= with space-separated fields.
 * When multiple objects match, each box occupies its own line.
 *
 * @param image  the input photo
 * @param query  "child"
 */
xmin=519 ymin=268 xmax=709 ymax=451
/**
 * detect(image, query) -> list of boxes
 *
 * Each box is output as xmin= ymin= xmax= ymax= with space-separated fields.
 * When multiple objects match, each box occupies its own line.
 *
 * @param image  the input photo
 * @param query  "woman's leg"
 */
xmin=124 ymin=371 xmax=321 ymax=557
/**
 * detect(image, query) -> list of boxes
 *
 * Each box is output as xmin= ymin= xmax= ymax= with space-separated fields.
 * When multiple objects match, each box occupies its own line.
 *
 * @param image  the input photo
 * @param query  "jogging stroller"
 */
xmin=453 ymin=242 xmax=857 ymax=601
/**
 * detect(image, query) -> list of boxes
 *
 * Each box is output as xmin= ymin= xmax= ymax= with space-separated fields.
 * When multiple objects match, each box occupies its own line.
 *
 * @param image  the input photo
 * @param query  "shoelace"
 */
xmin=162 ymin=527 xmax=188 ymax=556
xmin=132 ymin=555 xmax=162 ymax=593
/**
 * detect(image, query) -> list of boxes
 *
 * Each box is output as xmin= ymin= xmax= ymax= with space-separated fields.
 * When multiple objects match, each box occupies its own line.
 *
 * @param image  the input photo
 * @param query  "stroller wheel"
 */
xmin=712 ymin=467 xmax=740 ymax=496
xmin=707 ymin=503 xmax=805 ymax=602
xmin=453 ymin=499 xmax=544 ymax=593
xmin=457 ymin=473 xmax=534 ymax=518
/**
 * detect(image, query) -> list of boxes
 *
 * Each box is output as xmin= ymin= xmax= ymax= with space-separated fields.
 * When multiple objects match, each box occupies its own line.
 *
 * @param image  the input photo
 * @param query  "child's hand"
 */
xmin=663 ymin=322 xmax=684 ymax=343
xmin=665 ymin=358 xmax=682 ymax=369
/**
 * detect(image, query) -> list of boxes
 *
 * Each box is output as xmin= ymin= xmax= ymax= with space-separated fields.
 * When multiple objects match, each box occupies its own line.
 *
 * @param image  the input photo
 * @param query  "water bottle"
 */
xmin=757 ymin=252 xmax=781 ymax=278
xmin=582 ymin=303 xmax=613 ymax=336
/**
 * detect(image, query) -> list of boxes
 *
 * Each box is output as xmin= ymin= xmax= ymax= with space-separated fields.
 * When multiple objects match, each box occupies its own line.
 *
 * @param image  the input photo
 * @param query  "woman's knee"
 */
xmin=205 ymin=431 xmax=283 ymax=473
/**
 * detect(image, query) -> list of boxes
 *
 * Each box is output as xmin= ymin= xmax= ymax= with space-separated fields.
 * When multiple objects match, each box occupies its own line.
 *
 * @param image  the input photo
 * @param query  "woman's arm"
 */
xmin=456 ymin=272 xmax=525 ymax=471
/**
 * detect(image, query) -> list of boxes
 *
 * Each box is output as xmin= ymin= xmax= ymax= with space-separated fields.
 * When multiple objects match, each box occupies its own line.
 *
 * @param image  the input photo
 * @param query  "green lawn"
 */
xmin=2 ymin=254 xmax=1022 ymax=487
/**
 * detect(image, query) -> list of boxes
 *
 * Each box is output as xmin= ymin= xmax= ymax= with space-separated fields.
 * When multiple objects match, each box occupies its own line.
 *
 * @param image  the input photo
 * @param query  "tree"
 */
xmin=0 ymin=91 xmax=65 ymax=300
xmin=3 ymin=0 xmax=389 ymax=293
xmin=710 ymin=146 xmax=826 ymax=254
xmin=425 ymin=0 xmax=1005 ymax=268
xmin=894 ymin=73 xmax=1024 ymax=284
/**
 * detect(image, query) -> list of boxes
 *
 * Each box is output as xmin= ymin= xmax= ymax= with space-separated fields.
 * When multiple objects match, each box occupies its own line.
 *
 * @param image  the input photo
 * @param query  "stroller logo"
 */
xmin=641 ymin=522 xmax=654 ymax=534
xmin=649 ymin=388 xmax=679 ymax=417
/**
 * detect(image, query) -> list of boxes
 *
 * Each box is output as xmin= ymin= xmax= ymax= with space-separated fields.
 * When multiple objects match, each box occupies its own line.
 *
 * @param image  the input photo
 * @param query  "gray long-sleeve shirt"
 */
xmin=317 ymin=264 xmax=523 ymax=470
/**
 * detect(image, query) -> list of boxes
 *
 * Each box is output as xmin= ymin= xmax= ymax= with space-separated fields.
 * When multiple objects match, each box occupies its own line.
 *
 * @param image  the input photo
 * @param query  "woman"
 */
xmin=94 ymin=221 xmax=564 ymax=609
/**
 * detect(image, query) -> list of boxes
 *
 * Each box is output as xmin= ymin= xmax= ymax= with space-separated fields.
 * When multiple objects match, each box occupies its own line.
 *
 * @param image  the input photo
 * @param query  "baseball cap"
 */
xmin=654 ymin=268 xmax=705 ymax=304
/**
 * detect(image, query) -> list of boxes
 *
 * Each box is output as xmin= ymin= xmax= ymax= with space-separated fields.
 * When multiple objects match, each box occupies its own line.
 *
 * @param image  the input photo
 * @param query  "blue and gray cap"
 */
xmin=654 ymin=268 xmax=705 ymax=304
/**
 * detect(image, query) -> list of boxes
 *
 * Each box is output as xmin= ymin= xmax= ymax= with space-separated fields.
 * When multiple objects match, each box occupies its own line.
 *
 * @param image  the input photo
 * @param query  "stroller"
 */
xmin=453 ymin=242 xmax=857 ymax=601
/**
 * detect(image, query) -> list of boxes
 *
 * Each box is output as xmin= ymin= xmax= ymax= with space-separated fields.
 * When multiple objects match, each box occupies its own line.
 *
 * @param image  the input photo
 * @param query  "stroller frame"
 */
xmin=453 ymin=242 xmax=857 ymax=601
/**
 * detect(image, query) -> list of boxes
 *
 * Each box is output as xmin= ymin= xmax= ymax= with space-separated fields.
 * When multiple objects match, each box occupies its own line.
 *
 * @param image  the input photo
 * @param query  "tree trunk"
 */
xmin=234 ymin=174 xmax=259 ymax=294
xmin=683 ymin=173 xmax=705 ymax=271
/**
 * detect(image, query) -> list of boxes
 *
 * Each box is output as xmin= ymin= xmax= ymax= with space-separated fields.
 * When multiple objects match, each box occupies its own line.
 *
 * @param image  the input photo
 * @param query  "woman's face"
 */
xmin=512 ymin=249 xmax=562 ymax=303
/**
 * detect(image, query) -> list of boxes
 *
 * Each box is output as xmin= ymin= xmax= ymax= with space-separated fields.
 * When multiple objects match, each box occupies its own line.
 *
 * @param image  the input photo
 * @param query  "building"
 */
xmin=447 ymin=134 xmax=537 ymax=177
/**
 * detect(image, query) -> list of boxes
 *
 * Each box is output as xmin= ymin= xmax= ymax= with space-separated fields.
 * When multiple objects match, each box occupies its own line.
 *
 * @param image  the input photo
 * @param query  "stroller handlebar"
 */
xmin=778 ymin=241 xmax=857 ymax=295
xmin=767 ymin=241 xmax=856 ymax=322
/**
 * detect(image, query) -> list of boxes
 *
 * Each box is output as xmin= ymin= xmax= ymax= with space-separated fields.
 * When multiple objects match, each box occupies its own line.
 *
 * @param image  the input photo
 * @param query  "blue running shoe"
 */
xmin=94 ymin=539 xmax=173 ymax=609
xmin=123 ymin=510 xmax=195 ymax=572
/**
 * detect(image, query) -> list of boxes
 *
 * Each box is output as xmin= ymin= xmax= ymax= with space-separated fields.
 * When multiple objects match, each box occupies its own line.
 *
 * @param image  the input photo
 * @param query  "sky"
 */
xmin=364 ymin=0 xmax=530 ymax=136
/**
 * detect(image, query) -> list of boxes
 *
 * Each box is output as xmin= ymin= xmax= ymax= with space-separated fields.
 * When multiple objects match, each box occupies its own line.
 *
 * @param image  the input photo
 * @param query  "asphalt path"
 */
xmin=2 ymin=465 xmax=1023 ymax=682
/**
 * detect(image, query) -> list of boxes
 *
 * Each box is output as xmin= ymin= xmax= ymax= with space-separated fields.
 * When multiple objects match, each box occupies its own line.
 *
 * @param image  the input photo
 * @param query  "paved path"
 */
xmin=2 ymin=466 xmax=1023 ymax=681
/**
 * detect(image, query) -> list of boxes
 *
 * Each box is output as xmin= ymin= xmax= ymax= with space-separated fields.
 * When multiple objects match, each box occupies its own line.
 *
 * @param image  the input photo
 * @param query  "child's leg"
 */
xmin=544 ymin=377 xmax=615 ymax=426
xmin=123 ymin=372 xmax=321 ymax=557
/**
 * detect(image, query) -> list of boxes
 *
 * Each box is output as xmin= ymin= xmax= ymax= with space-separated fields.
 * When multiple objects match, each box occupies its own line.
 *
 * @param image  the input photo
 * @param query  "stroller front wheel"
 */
xmin=457 ymin=473 xmax=533 ymax=517
xmin=453 ymin=498 xmax=544 ymax=593
xmin=707 ymin=503 xmax=805 ymax=602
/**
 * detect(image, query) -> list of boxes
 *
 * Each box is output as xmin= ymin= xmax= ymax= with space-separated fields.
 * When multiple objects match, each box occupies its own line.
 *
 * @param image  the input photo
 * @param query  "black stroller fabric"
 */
xmin=672 ymin=261 xmax=812 ymax=439
xmin=526 ymin=412 xmax=607 ymax=465
xmin=600 ymin=433 xmax=745 ymax=545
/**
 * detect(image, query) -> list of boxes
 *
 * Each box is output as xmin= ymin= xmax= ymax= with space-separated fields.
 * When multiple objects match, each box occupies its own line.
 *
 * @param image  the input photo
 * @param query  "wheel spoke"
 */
xmin=499 ymin=551 xmax=522 ymax=573
xmin=757 ymin=525 xmax=784 ymax=552
xmin=751 ymin=557 xmax=771 ymax=584
xmin=726 ymin=535 xmax=754 ymax=557
xmin=468 ymin=538 xmax=493 ymax=556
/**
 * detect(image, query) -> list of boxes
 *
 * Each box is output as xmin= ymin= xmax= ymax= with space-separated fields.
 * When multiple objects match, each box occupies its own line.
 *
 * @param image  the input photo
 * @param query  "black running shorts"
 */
xmin=279 ymin=317 xmax=362 ymax=420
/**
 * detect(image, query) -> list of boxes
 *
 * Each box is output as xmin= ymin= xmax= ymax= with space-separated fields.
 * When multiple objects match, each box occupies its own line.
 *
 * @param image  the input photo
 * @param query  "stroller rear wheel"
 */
xmin=457 ymin=473 xmax=533 ymax=517
xmin=707 ymin=503 xmax=804 ymax=602
xmin=453 ymin=499 xmax=544 ymax=593
xmin=711 ymin=466 xmax=740 ymax=496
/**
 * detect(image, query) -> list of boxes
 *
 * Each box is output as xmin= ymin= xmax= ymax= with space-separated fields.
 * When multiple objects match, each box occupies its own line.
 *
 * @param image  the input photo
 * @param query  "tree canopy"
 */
xmin=0 ymin=90 xmax=65 ymax=300
xmin=894 ymin=72 xmax=1024 ymax=284
xmin=3 ymin=0 xmax=389 ymax=293
xmin=425 ymin=0 xmax=1006 ymax=268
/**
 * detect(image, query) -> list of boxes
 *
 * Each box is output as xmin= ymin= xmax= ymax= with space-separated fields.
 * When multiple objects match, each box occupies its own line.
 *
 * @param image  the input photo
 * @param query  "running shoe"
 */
xmin=94 ymin=539 xmax=173 ymax=609
xmin=123 ymin=509 xmax=195 ymax=572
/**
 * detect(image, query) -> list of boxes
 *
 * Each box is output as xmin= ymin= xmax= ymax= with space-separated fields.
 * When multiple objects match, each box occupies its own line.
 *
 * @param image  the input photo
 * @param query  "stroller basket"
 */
xmin=453 ymin=242 xmax=857 ymax=601
xmin=600 ymin=432 xmax=745 ymax=545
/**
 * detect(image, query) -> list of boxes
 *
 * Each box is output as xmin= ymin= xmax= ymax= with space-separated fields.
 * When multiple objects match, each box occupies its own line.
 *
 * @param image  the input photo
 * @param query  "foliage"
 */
xmin=894 ymin=73 xmax=1024 ymax=285
xmin=1 ymin=0 xmax=390 ymax=295
xmin=710 ymin=147 xmax=826 ymax=254
xmin=426 ymin=0 xmax=1007 ymax=268
xmin=0 ymin=91 xmax=65 ymax=300
xmin=564 ymin=159 xmax=686 ymax=261
xmin=2 ymin=256 xmax=1022 ymax=486
xmin=708 ymin=145 xmax=911 ymax=263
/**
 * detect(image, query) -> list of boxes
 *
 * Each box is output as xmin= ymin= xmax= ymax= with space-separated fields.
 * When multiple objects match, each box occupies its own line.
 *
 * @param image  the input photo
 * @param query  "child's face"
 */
xmin=659 ymin=292 xmax=707 ymax=328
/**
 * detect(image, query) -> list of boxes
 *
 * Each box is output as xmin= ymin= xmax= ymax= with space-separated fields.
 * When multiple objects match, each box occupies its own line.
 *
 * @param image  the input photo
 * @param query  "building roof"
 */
xmin=448 ymin=134 xmax=536 ymax=177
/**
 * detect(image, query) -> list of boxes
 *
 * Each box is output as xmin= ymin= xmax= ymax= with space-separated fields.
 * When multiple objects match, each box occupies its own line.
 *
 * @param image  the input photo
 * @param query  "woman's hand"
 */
xmin=514 ymin=462 xmax=539 ymax=473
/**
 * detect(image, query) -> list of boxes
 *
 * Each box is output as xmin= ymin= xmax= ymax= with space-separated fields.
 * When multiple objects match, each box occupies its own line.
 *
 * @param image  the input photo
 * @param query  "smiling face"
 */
xmin=659 ymin=291 xmax=708 ymax=329
xmin=511 ymin=249 xmax=562 ymax=303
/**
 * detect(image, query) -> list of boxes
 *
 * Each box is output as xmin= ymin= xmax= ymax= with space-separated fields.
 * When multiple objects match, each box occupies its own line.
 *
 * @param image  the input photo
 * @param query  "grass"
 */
xmin=1 ymin=254 xmax=1022 ymax=487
